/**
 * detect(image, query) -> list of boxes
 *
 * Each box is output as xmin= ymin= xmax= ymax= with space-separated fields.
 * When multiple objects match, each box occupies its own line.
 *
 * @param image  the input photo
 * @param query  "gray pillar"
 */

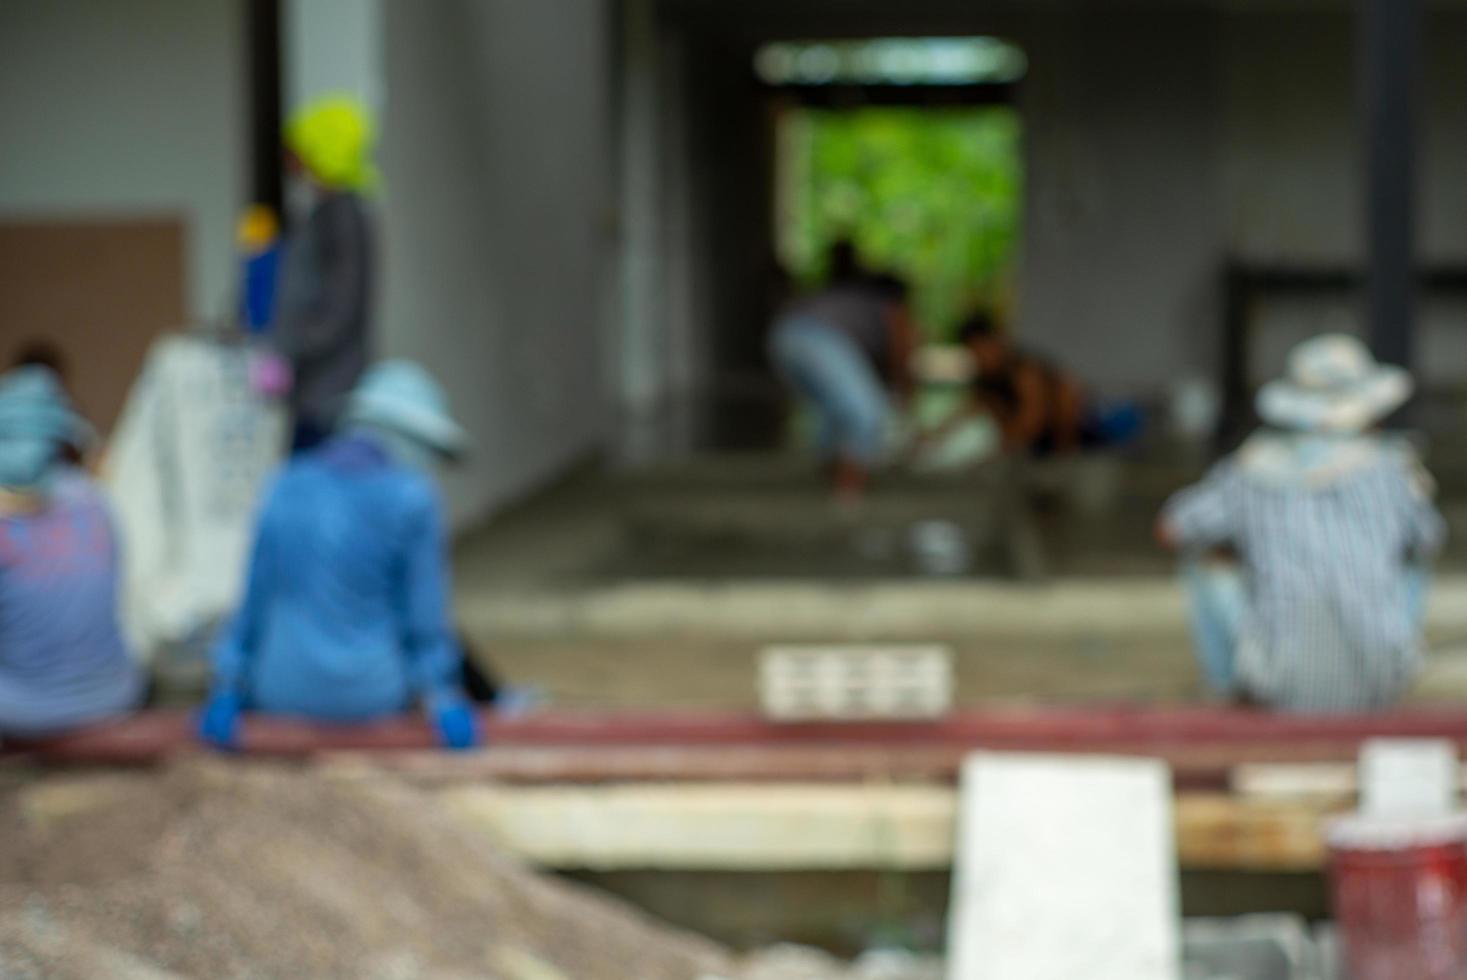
xmin=1359 ymin=0 xmax=1421 ymax=370
xmin=615 ymin=0 xmax=668 ymax=461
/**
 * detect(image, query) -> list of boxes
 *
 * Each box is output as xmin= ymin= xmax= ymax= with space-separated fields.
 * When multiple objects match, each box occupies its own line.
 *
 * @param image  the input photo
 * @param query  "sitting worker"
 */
xmin=198 ymin=361 xmax=481 ymax=750
xmin=1157 ymin=335 xmax=1443 ymax=712
xmin=0 ymin=366 xmax=143 ymax=738
xmin=954 ymin=312 xmax=1142 ymax=456
xmin=768 ymin=260 xmax=916 ymax=503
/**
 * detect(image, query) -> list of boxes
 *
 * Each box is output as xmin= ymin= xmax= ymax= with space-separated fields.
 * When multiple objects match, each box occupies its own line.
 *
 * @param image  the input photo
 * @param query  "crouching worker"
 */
xmin=768 ymin=274 xmax=916 ymax=503
xmin=956 ymin=312 xmax=1142 ymax=457
xmin=1157 ymin=335 xmax=1443 ymax=712
xmin=198 ymin=361 xmax=481 ymax=750
xmin=0 ymin=367 xmax=143 ymax=737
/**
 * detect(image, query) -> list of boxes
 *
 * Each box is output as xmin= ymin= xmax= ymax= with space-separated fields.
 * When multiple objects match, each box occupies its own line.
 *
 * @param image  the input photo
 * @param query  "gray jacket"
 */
xmin=275 ymin=192 xmax=373 ymax=428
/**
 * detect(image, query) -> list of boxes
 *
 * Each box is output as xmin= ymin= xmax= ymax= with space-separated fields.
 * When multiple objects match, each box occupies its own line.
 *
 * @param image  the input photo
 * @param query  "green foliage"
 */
xmin=779 ymin=107 xmax=1022 ymax=339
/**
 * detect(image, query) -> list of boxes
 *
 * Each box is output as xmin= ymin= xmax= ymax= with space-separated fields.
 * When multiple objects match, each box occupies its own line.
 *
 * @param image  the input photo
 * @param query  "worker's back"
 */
xmin=1166 ymin=436 xmax=1444 ymax=710
xmin=785 ymin=283 xmax=892 ymax=376
xmin=1229 ymin=455 xmax=1436 ymax=710
xmin=239 ymin=435 xmax=444 ymax=721
xmin=0 ymin=472 xmax=142 ymax=735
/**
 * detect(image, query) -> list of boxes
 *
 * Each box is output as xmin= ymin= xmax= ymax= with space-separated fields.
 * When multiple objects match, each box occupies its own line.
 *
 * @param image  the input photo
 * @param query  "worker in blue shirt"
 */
xmin=198 ymin=361 xmax=480 ymax=749
xmin=0 ymin=366 xmax=143 ymax=737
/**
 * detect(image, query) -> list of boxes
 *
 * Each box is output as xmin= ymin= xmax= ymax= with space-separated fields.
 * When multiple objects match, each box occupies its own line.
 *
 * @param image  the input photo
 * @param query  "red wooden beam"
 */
xmin=317 ymin=740 xmax=1456 ymax=791
xmin=11 ymin=706 xmax=1467 ymax=773
xmin=477 ymin=706 xmax=1467 ymax=747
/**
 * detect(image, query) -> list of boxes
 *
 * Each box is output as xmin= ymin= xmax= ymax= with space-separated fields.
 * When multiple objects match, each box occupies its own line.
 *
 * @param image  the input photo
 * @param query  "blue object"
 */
xmin=343 ymin=361 xmax=468 ymax=459
xmin=0 ymin=472 xmax=142 ymax=736
xmin=1093 ymin=401 xmax=1145 ymax=446
xmin=196 ymin=690 xmax=243 ymax=750
xmin=1181 ymin=562 xmax=1247 ymax=695
xmin=211 ymin=434 xmax=467 ymax=722
xmin=241 ymin=245 xmax=281 ymax=335
xmin=432 ymin=699 xmax=482 ymax=750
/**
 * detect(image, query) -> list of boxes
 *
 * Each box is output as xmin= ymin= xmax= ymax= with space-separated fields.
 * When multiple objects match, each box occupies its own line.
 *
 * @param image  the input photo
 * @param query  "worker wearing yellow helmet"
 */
xmin=272 ymin=95 xmax=378 ymax=451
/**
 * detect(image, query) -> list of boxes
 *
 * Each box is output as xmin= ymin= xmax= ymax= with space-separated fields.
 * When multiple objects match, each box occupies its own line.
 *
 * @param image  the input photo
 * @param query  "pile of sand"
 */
xmin=0 ymin=760 xmax=738 ymax=980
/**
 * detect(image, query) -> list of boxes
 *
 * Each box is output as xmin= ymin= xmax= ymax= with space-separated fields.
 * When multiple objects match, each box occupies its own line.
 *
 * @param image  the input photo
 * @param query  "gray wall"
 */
xmin=287 ymin=0 xmax=383 ymax=112
xmin=379 ymin=0 xmax=614 ymax=527
xmin=1019 ymin=9 xmax=1223 ymax=394
xmin=1222 ymin=8 xmax=1467 ymax=387
xmin=0 ymin=0 xmax=245 ymax=321
xmin=1018 ymin=6 xmax=1467 ymax=395
xmin=1224 ymin=8 xmax=1467 ymax=267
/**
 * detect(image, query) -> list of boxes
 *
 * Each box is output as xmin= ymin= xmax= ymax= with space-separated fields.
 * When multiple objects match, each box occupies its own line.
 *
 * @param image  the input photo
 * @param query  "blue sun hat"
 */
xmin=1257 ymin=334 xmax=1412 ymax=434
xmin=342 ymin=361 xmax=467 ymax=460
xmin=0 ymin=366 xmax=92 ymax=491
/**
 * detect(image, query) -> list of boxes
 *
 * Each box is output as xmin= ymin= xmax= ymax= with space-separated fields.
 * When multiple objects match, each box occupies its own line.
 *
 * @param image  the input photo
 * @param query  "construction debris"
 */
xmin=0 ymin=760 xmax=952 ymax=980
xmin=0 ymin=760 xmax=736 ymax=980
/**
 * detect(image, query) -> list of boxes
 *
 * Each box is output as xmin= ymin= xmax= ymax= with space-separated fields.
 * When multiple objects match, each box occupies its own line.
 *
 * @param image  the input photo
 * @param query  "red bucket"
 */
xmin=1329 ymin=813 xmax=1467 ymax=980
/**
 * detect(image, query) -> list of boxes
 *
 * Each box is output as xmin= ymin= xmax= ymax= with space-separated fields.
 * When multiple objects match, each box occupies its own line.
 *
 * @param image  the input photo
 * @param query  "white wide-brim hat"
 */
xmin=343 ymin=360 xmax=468 ymax=459
xmin=1256 ymin=334 xmax=1413 ymax=434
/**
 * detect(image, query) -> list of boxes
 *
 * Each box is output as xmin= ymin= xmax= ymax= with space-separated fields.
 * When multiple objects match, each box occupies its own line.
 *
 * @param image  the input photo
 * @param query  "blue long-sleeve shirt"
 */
xmin=0 ymin=472 xmax=142 ymax=736
xmin=212 ymin=435 xmax=462 ymax=721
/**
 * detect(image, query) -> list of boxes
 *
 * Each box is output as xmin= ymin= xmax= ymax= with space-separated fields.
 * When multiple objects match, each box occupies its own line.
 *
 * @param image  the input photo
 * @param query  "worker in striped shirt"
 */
xmin=1158 ymin=335 xmax=1444 ymax=712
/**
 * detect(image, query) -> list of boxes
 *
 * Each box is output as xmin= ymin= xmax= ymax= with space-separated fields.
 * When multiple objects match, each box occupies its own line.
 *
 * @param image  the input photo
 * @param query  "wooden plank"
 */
xmin=432 ymin=782 xmax=1344 ymax=873
xmin=1234 ymin=760 xmax=1467 ymax=802
xmin=1175 ymin=794 xmax=1343 ymax=872
xmin=16 ymin=706 xmax=1467 ymax=769
xmin=439 ymin=782 xmax=956 ymax=872
xmin=314 ymin=742 xmax=1449 ymax=791
xmin=1232 ymin=763 xmax=1360 ymax=800
xmin=0 ymin=218 xmax=186 ymax=432
xmin=320 ymin=744 xmax=979 ymax=786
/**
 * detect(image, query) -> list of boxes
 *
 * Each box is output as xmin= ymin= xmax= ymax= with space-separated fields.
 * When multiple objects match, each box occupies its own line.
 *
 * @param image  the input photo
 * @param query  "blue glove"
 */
xmin=432 ymin=700 xmax=482 ymax=751
xmin=197 ymin=691 xmax=243 ymax=751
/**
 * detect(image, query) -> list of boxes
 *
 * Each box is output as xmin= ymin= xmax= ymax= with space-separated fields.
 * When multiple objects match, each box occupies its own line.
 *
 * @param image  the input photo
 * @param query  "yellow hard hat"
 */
xmin=284 ymin=95 xmax=379 ymax=193
xmin=236 ymin=205 xmax=280 ymax=250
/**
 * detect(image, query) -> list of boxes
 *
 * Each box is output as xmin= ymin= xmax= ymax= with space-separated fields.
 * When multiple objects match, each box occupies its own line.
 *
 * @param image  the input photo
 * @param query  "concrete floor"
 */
xmin=454 ymin=454 xmax=1188 ymax=585
xmin=453 ymin=453 xmax=1467 ymax=711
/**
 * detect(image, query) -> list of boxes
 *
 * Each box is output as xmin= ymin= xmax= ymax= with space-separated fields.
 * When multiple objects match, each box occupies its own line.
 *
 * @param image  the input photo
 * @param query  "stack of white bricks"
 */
xmin=758 ymin=645 xmax=953 ymax=721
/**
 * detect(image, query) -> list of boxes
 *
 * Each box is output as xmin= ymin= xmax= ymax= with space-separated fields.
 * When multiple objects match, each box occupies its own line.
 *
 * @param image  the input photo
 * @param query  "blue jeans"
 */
xmin=1183 ymin=562 xmax=1431 ymax=696
xmin=1183 ymin=563 xmax=1248 ymax=695
xmin=769 ymin=317 xmax=889 ymax=466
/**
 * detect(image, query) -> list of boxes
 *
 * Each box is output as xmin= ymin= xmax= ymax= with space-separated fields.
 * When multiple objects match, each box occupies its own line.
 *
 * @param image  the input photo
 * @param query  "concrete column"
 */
xmin=1359 ymin=0 xmax=1421 ymax=370
xmin=615 ymin=0 xmax=668 ymax=461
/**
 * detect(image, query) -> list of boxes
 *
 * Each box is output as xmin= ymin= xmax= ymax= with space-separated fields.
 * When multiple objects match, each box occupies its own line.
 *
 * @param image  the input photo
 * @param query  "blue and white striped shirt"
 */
xmin=1164 ymin=435 xmax=1445 ymax=711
